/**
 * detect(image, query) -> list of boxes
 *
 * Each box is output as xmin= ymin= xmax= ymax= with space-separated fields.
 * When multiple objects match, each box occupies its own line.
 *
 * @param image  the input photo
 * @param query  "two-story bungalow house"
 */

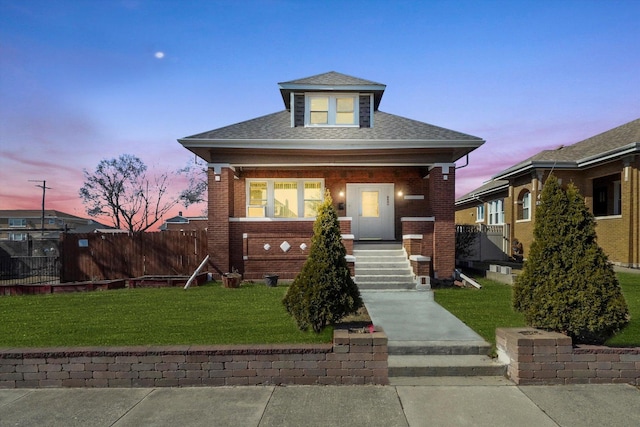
xmin=456 ymin=118 xmax=640 ymax=268
xmin=179 ymin=72 xmax=484 ymax=281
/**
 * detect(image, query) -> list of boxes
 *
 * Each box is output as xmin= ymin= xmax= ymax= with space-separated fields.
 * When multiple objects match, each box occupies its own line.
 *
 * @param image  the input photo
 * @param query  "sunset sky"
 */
xmin=1 ymin=0 xmax=639 ymax=229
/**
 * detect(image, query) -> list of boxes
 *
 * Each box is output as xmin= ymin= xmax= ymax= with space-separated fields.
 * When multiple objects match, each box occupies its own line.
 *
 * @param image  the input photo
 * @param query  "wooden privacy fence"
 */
xmin=60 ymin=231 xmax=208 ymax=282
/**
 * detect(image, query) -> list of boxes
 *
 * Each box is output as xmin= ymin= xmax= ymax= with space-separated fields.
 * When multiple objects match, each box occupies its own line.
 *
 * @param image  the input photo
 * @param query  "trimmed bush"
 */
xmin=512 ymin=175 xmax=629 ymax=344
xmin=283 ymin=190 xmax=363 ymax=333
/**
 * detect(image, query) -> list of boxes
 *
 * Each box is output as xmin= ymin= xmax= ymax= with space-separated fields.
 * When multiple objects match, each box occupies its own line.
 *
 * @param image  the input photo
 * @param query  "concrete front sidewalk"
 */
xmin=1 ymin=383 xmax=639 ymax=426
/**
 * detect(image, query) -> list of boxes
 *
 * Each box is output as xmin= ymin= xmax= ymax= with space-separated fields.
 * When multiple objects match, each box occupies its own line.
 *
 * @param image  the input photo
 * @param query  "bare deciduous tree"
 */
xmin=79 ymin=154 xmax=177 ymax=232
xmin=178 ymin=156 xmax=207 ymax=208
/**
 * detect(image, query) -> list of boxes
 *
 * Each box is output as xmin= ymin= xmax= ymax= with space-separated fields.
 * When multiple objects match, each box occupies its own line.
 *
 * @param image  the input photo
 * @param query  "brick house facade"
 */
xmin=179 ymin=72 xmax=484 ymax=280
xmin=456 ymin=118 xmax=640 ymax=268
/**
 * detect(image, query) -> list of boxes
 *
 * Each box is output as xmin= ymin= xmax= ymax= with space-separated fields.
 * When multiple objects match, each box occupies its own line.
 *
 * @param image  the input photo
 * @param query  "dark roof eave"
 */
xmin=493 ymin=160 xmax=577 ymax=180
xmin=455 ymin=182 xmax=509 ymax=205
xmin=577 ymin=141 xmax=640 ymax=167
xmin=278 ymin=83 xmax=386 ymax=110
xmin=178 ymin=138 xmax=485 ymax=150
xmin=493 ymin=141 xmax=639 ymax=180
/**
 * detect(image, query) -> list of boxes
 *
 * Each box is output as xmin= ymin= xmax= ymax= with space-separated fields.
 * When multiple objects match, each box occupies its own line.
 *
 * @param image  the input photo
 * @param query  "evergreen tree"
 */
xmin=283 ymin=190 xmax=363 ymax=332
xmin=513 ymin=174 xmax=629 ymax=344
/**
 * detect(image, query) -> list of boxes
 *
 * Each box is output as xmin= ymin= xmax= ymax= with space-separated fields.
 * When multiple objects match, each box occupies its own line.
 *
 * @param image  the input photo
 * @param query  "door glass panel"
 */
xmin=361 ymin=191 xmax=379 ymax=217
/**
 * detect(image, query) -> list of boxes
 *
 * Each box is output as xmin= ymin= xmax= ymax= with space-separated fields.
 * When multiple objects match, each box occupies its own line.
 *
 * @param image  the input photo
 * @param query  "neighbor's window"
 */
xmin=488 ymin=199 xmax=504 ymax=225
xmin=476 ymin=204 xmax=485 ymax=222
xmin=10 ymin=233 xmax=27 ymax=241
xmin=593 ymin=174 xmax=621 ymax=217
xmin=8 ymin=218 xmax=27 ymax=227
xmin=247 ymin=179 xmax=324 ymax=218
xmin=517 ymin=190 xmax=531 ymax=221
xmin=306 ymin=94 xmax=358 ymax=126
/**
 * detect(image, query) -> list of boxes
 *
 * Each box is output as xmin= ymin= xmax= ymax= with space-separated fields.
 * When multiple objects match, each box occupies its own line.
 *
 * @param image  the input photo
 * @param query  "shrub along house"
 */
xmin=179 ymin=71 xmax=484 ymax=282
xmin=456 ymin=118 xmax=640 ymax=268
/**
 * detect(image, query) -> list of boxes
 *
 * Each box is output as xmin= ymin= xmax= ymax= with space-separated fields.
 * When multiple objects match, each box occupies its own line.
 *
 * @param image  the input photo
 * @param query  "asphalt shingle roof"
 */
xmin=456 ymin=180 xmax=509 ymax=204
xmin=278 ymin=71 xmax=385 ymax=87
xmin=495 ymin=118 xmax=640 ymax=178
xmin=184 ymin=110 xmax=483 ymax=142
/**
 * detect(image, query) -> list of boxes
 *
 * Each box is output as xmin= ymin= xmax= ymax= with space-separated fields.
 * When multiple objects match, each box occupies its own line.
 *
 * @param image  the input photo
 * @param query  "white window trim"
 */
xmin=304 ymin=93 xmax=359 ymax=127
xmin=246 ymin=179 xmax=325 ymax=218
xmin=8 ymin=218 xmax=27 ymax=228
xmin=488 ymin=199 xmax=504 ymax=225
xmin=476 ymin=204 xmax=485 ymax=223
xmin=516 ymin=191 xmax=531 ymax=222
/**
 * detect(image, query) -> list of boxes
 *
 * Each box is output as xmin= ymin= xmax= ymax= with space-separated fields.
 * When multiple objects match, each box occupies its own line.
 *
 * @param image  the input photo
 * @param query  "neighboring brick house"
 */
xmin=179 ymin=72 xmax=484 ymax=280
xmin=456 ymin=118 xmax=640 ymax=268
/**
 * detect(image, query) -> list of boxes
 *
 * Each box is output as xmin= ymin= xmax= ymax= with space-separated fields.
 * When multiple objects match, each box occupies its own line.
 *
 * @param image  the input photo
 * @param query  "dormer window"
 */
xmin=305 ymin=94 xmax=358 ymax=127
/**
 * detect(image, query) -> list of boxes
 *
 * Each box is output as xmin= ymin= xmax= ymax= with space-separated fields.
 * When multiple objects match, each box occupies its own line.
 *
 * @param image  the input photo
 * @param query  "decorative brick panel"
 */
xmin=0 ymin=329 xmax=387 ymax=388
xmin=497 ymin=327 xmax=640 ymax=385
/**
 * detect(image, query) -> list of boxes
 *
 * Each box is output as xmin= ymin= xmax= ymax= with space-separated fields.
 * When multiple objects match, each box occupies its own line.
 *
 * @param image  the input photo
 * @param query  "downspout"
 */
xmin=455 ymin=153 xmax=469 ymax=169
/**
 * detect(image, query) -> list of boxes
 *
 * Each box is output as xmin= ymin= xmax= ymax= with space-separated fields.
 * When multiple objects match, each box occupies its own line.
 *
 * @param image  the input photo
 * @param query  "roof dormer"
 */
xmin=278 ymin=71 xmax=386 ymax=128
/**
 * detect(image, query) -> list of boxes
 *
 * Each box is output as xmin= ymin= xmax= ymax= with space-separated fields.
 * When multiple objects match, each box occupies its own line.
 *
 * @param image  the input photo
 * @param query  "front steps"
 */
xmin=387 ymin=338 xmax=506 ymax=381
xmin=355 ymin=246 xmax=507 ymax=382
xmin=354 ymin=247 xmax=415 ymax=289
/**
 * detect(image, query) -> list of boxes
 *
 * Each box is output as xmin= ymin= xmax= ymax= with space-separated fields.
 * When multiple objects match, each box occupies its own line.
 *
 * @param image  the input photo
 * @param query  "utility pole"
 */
xmin=29 ymin=180 xmax=52 ymax=237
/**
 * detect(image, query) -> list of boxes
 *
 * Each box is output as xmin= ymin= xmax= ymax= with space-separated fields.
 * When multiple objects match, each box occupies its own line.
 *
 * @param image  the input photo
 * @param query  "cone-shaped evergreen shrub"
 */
xmin=283 ymin=190 xmax=363 ymax=333
xmin=512 ymin=174 xmax=629 ymax=344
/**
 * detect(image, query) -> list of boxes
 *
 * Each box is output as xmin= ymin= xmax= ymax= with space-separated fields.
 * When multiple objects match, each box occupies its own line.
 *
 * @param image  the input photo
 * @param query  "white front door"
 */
xmin=346 ymin=184 xmax=395 ymax=240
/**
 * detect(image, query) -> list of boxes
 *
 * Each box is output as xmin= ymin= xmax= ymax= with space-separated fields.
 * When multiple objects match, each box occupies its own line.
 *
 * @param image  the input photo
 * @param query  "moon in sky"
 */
xmin=155 ymin=51 xmax=165 ymax=59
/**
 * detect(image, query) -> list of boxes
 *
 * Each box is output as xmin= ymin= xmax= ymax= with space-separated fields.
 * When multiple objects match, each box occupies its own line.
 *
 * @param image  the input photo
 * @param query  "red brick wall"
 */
xmin=428 ymin=165 xmax=456 ymax=278
xmin=209 ymin=165 xmax=455 ymax=278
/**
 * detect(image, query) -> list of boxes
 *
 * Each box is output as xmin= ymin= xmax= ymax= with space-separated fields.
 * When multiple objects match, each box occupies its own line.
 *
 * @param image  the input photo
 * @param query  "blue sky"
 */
xmin=1 ymin=0 xmax=639 ymax=224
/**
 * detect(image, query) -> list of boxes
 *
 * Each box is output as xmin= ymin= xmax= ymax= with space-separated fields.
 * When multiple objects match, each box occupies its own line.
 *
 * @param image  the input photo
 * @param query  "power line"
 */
xmin=28 ymin=180 xmax=52 ymax=237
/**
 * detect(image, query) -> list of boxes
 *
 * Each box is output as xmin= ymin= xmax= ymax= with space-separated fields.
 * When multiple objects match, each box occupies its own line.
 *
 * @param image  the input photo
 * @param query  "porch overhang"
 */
xmin=178 ymin=138 xmax=484 ymax=167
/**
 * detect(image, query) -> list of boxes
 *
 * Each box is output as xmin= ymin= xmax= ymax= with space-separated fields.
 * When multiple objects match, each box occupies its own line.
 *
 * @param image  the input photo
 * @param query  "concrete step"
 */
xmin=356 ymin=282 xmax=416 ymax=290
xmin=355 ymin=274 xmax=414 ymax=283
xmin=356 ymin=269 xmax=413 ymax=277
xmin=389 ymin=376 xmax=513 ymax=386
xmin=356 ymin=261 xmax=410 ymax=269
xmin=388 ymin=355 xmax=507 ymax=377
xmin=388 ymin=340 xmax=491 ymax=356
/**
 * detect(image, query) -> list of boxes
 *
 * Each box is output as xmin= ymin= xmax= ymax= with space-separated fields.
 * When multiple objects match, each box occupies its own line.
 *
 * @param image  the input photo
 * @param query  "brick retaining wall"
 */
xmin=0 ymin=329 xmax=388 ymax=388
xmin=497 ymin=327 xmax=640 ymax=385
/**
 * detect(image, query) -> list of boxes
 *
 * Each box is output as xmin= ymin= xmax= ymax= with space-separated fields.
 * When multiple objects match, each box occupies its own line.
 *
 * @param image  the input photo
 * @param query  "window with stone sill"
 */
xmin=488 ymin=199 xmax=504 ymax=225
xmin=517 ymin=190 xmax=531 ymax=221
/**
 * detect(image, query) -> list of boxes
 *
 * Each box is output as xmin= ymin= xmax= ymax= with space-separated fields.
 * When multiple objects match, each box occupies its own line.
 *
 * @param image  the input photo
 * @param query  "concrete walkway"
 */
xmin=1 ymin=383 xmax=639 ymax=426
xmin=360 ymin=289 xmax=488 ymax=348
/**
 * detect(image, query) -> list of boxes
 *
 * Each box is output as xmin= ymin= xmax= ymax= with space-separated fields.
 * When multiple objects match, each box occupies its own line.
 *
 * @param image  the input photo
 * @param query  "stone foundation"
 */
xmin=0 ymin=329 xmax=388 ymax=388
xmin=497 ymin=327 xmax=640 ymax=385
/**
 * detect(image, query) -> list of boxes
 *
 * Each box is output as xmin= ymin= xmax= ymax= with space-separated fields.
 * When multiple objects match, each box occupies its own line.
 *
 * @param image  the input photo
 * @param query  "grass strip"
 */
xmin=0 ymin=283 xmax=333 ymax=347
xmin=605 ymin=272 xmax=640 ymax=347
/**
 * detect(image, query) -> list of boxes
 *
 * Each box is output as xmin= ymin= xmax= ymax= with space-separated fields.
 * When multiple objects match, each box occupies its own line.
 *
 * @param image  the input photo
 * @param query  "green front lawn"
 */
xmin=0 ymin=283 xmax=333 ymax=347
xmin=605 ymin=273 xmax=640 ymax=346
xmin=434 ymin=272 xmax=640 ymax=347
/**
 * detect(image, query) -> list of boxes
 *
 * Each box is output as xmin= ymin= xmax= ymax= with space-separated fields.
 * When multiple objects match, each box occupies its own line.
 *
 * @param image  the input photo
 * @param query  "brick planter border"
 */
xmin=497 ymin=327 xmax=640 ymax=385
xmin=0 ymin=329 xmax=388 ymax=388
